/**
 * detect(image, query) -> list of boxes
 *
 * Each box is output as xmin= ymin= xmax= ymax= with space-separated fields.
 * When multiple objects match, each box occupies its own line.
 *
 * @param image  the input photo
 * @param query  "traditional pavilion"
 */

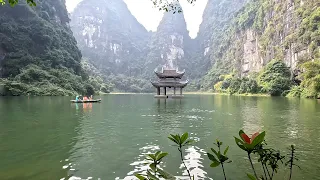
xmin=151 ymin=66 xmax=188 ymax=98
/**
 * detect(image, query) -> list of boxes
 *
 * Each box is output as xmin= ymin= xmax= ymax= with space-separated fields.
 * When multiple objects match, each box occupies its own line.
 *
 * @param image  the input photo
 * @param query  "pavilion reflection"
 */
xmin=155 ymin=98 xmax=184 ymax=114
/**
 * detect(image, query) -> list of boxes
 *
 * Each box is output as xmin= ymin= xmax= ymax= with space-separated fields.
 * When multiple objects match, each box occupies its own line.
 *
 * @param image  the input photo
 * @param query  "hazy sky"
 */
xmin=65 ymin=0 xmax=208 ymax=38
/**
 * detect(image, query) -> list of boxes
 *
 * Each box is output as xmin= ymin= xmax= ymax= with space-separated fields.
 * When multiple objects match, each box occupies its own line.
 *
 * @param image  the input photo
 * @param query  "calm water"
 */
xmin=0 ymin=94 xmax=319 ymax=180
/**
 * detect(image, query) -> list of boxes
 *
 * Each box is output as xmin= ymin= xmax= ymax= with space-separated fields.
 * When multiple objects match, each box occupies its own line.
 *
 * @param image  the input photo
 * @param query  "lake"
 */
xmin=0 ymin=94 xmax=319 ymax=180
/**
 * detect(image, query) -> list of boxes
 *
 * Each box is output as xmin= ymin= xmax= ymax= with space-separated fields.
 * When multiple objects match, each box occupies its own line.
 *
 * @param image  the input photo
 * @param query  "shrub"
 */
xmin=299 ymin=60 xmax=320 ymax=98
xmin=258 ymin=60 xmax=292 ymax=96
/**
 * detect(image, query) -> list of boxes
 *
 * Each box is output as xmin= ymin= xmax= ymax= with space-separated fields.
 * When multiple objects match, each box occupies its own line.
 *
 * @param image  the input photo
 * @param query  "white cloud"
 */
xmin=65 ymin=0 xmax=208 ymax=38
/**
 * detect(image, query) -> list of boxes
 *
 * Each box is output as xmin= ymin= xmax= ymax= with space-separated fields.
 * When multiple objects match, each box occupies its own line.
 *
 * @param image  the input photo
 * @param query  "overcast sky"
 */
xmin=65 ymin=0 xmax=208 ymax=38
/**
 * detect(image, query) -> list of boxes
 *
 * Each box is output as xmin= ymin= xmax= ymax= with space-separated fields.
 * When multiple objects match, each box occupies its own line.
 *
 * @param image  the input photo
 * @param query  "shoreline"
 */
xmin=108 ymin=91 xmax=270 ymax=97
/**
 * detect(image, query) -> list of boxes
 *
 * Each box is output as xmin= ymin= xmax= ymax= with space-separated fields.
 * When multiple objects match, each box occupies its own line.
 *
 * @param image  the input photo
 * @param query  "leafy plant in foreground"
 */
xmin=235 ymin=130 xmax=265 ymax=179
xmin=135 ymin=151 xmax=174 ymax=180
xmin=168 ymin=132 xmax=194 ymax=180
xmin=131 ymin=130 xmax=298 ymax=180
xmin=254 ymin=143 xmax=285 ymax=180
xmin=286 ymin=145 xmax=300 ymax=180
xmin=207 ymin=140 xmax=231 ymax=180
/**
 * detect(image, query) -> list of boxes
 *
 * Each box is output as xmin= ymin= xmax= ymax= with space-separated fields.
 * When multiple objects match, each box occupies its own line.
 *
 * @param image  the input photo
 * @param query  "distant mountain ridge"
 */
xmin=71 ymin=0 xmax=194 ymax=92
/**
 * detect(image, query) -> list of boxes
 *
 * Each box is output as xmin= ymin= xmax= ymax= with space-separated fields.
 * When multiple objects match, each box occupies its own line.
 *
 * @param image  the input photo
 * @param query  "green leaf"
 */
xmin=147 ymin=154 xmax=156 ymax=160
xmin=135 ymin=174 xmax=147 ymax=180
xmin=210 ymin=161 xmax=220 ymax=167
xmin=157 ymin=152 xmax=168 ymax=161
xmin=224 ymin=146 xmax=229 ymax=155
xmin=155 ymin=151 xmax=161 ymax=157
xmin=220 ymin=155 xmax=229 ymax=162
xmin=149 ymin=163 xmax=156 ymax=171
xmin=157 ymin=169 xmax=175 ymax=180
xmin=246 ymin=173 xmax=256 ymax=180
xmin=183 ymin=139 xmax=194 ymax=146
xmin=211 ymin=148 xmax=219 ymax=157
xmin=234 ymin=137 xmax=247 ymax=151
xmin=168 ymin=136 xmax=178 ymax=144
xmin=239 ymin=130 xmax=245 ymax=137
xmin=175 ymin=134 xmax=181 ymax=144
xmin=251 ymin=131 xmax=265 ymax=148
xmin=207 ymin=153 xmax=218 ymax=162
xmin=147 ymin=170 xmax=159 ymax=180
xmin=180 ymin=132 xmax=188 ymax=144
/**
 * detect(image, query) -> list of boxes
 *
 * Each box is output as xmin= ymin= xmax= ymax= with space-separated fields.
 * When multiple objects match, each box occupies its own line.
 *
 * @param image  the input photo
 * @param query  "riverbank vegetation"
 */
xmin=210 ymin=60 xmax=320 ymax=99
xmin=0 ymin=1 xmax=114 ymax=96
xmin=135 ymin=131 xmax=298 ymax=180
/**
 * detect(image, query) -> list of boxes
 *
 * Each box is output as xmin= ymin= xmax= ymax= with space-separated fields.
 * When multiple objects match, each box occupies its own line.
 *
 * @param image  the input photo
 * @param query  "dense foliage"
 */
xmin=200 ymin=0 xmax=320 ymax=98
xmin=258 ymin=60 xmax=292 ymax=96
xmin=212 ymin=60 xmax=294 ymax=96
xmin=0 ymin=0 xmax=36 ymax=6
xmin=287 ymin=60 xmax=320 ymax=98
xmin=0 ymin=0 xmax=102 ymax=96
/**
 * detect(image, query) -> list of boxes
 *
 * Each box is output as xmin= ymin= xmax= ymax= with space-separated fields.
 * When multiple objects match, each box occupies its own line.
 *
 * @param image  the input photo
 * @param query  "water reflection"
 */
xmin=2 ymin=95 xmax=320 ymax=179
xmin=126 ymin=143 xmax=161 ymax=179
xmin=155 ymin=99 xmax=184 ymax=114
xmin=123 ymin=144 xmax=208 ymax=180
xmin=177 ymin=146 xmax=210 ymax=180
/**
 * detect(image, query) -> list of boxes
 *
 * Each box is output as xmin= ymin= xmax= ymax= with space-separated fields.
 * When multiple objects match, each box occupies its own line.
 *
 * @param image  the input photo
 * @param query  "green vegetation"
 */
xmin=0 ymin=0 xmax=36 ymax=6
xmin=201 ymin=0 xmax=319 ymax=99
xmin=0 ymin=1 xmax=105 ymax=96
xmin=288 ymin=60 xmax=320 ymax=98
xmin=211 ymin=60 xmax=296 ymax=97
xmin=135 ymin=131 xmax=298 ymax=180
xmin=258 ymin=60 xmax=292 ymax=96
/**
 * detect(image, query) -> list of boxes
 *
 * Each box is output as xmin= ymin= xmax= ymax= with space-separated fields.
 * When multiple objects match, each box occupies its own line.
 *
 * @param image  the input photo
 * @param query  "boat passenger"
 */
xmin=89 ymin=95 xmax=93 ymax=100
xmin=83 ymin=96 xmax=88 ymax=101
xmin=75 ymin=96 xmax=79 ymax=101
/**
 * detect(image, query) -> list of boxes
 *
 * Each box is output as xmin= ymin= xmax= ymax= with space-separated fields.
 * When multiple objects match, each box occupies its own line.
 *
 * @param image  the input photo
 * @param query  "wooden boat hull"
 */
xmin=71 ymin=99 xmax=102 ymax=103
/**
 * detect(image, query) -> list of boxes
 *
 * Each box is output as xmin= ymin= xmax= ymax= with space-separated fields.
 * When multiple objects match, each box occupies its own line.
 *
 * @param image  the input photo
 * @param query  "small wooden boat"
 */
xmin=71 ymin=99 xmax=102 ymax=103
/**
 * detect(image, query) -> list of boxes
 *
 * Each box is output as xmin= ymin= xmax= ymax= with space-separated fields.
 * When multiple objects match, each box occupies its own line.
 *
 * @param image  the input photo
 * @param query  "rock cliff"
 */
xmin=200 ymin=0 xmax=320 ymax=89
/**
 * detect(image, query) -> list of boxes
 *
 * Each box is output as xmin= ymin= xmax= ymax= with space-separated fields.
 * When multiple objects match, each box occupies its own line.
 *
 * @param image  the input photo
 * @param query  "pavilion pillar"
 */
xmin=173 ymin=87 xmax=176 ymax=95
xmin=157 ymin=87 xmax=160 ymax=95
xmin=164 ymin=87 xmax=167 ymax=95
xmin=180 ymin=87 xmax=182 ymax=95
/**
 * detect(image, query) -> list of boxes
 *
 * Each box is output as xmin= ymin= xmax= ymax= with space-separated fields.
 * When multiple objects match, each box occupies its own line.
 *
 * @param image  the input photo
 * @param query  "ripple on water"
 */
xmin=126 ymin=144 xmax=160 ymax=176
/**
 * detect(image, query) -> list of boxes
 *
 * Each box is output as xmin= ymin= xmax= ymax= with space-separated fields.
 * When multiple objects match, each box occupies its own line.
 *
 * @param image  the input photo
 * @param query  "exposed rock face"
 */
xmin=199 ymin=0 xmax=319 ymax=89
xmin=144 ymin=11 xmax=192 ymax=78
xmin=238 ymin=0 xmax=319 ymax=76
xmin=70 ymin=0 xmax=150 ymax=77
xmin=196 ymin=0 xmax=248 ymax=70
xmin=242 ymin=29 xmax=263 ymax=74
xmin=71 ymin=0 xmax=195 ymax=90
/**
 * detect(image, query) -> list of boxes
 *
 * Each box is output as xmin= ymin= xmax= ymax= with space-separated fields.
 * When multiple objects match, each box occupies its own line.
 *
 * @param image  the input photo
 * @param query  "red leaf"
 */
xmin=240 ymin=133 xmax=251 ymax=144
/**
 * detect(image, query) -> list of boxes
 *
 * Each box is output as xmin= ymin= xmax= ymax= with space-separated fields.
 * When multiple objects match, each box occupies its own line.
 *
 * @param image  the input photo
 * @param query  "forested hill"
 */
xmin=71 ymin=0 xmax=319 ymax=97
xmin=71 ymin=0 xmax=153 ymax=92
xmin=0 ymin=0 xmax=319 ymax=97
xmin=199 ymin=0 xmax=320 ymax=98
xmin=0 ymin=0 xmax=92 ymax=96
xmin=71 ymin=0 xmax=193 ymax=92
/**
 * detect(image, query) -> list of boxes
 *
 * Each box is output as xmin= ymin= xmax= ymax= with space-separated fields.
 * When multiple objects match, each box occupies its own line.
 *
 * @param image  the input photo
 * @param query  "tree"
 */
xmin=0 ymin=0 xmax=36 ymax=6
xmin=151 ymin=0 xmax=196 ymax=13
xmin=258 ymin=60 xmax=292 ymax=96
xmin=1 ymin=0 xmax=196 ymax=13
